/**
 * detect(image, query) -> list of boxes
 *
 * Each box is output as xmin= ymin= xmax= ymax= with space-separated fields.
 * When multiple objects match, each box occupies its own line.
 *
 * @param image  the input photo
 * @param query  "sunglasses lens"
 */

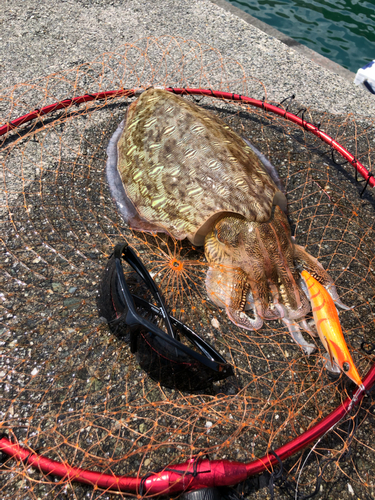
xmin=98 ymin=246 xmax=233 ymax=391
xmin=134 ymin=328 xmax=231 ymax=391
xmin=97 ymin=255 xmax=129 ymax=337
xmin=130 ymin=297 xmax=232 ymax=391
xmin=97 ymin=255 xmax=116 ymax=321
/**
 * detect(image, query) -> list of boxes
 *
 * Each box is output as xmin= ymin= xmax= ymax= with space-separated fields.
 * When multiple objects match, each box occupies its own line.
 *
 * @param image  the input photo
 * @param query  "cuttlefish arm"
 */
xmin=301 ymin=269 xmax=364 ymax=388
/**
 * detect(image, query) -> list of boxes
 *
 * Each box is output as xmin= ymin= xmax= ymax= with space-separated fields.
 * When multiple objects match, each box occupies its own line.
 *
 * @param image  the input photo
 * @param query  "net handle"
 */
xmin=1 ymin=363 xmax=374 ymax=494
xmin=1 ymin=86 xmax=373 ymax=189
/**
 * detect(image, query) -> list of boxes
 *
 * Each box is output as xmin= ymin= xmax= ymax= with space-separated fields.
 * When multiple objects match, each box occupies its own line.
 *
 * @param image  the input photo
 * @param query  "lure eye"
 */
xmin=343 ymin=362 xmax=350 ymax=372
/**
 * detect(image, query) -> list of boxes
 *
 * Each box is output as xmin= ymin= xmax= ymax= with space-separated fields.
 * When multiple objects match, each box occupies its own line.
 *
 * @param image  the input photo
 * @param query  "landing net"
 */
xmin=1 ymin=36 xmax=375 ymax=499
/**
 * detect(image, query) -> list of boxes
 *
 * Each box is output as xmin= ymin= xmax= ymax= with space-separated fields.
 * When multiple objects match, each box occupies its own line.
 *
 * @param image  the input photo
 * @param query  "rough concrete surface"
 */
xmin=0 ymin=0 xmax=374 ymax=117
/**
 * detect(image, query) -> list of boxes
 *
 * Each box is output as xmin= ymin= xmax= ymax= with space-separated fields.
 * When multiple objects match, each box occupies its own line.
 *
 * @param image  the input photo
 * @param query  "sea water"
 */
xmin=229 ymin=0 xmax=375 ymax=73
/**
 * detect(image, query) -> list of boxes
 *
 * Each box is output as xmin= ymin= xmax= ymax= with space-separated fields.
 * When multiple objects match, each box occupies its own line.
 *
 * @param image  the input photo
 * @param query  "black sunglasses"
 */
xmin=97 ymin=242 xmax=233 ymax=391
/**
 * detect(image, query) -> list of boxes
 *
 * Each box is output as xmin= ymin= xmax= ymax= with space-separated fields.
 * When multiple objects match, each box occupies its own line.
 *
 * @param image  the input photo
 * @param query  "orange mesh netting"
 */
xmin=1 ymin=36 xmax=375 ymax=499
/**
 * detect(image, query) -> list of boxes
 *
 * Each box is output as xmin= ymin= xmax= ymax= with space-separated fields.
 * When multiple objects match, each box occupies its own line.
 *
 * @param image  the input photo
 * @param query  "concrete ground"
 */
xmin=0 ymin=0 xmax=374 ymax=117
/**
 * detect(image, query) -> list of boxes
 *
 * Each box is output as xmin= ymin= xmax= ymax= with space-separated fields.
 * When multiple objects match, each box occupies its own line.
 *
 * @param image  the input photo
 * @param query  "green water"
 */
xmin=229 ymin=0 xmax=375 ymax=73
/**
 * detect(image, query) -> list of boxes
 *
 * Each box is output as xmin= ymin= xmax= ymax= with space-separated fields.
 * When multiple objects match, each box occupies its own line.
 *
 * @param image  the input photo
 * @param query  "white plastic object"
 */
xmin=354 ymin=60 xmax=375 ymax=94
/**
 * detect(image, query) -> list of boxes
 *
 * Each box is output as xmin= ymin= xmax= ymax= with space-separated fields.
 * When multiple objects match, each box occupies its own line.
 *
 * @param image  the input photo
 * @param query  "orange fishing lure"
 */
xmin=301 ymin=270 xmax=363 ymax=388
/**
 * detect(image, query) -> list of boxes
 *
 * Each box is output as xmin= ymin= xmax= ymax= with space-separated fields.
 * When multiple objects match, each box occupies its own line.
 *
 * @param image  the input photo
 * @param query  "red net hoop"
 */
xmin=1 ymin=36 xmax=375 ymax=499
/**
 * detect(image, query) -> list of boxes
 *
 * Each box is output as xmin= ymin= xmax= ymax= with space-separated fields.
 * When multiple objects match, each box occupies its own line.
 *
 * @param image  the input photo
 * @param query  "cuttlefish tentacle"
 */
xmin=205 ymin=265 xmax=264 ymax=330
xmin=267 ymin=282 xmax=286 ymax=319
xmin=294 ymin=244 xmax=351 ymax=311
xmin=325 ymin=283 xmax=353 ymax=311
xmin=281 ymin=318 xmax=316 ymax=355
xmin=251 ymin=279 xmax=283 ymax=322
xmin=299 ymin=319 xmax=318 ymax=338
xmin=205 ymin=210 xmax=318 ymax=352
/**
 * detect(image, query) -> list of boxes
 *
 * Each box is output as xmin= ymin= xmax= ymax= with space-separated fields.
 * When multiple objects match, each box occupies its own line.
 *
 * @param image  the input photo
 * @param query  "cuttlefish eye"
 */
xmin=343 ymin=362 xmax=350 ymax=372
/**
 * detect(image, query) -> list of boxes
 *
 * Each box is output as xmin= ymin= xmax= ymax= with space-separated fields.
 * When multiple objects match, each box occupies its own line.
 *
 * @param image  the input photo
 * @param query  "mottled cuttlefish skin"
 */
xmin=114 ymin=88 xmax=286 ymax=245
xmin=106 ymin=88 xmax=351 ymax=356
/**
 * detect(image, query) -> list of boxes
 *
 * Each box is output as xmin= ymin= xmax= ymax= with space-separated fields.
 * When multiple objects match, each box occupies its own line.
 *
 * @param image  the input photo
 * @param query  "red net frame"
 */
xmin=1 ymin=36 xmax=375 ymax=499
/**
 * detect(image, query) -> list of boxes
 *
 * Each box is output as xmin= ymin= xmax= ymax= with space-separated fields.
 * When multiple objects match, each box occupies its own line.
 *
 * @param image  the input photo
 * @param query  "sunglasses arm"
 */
xmin=114 ymin=243 xmax=175 ymax=338
xmin=132 ymin=295 xmax=232 ymax=369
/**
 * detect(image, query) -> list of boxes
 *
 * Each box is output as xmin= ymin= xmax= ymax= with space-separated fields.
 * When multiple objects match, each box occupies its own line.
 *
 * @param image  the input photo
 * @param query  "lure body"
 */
xmin=301 ymin=270 xmax=363 ymax=387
